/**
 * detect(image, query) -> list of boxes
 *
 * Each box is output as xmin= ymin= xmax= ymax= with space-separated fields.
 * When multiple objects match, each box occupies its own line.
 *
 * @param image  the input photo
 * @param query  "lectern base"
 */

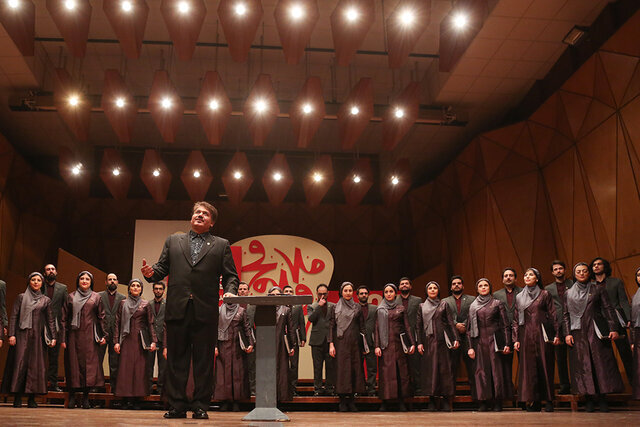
xmin=242 ymin=407 xmax=290 ymax=422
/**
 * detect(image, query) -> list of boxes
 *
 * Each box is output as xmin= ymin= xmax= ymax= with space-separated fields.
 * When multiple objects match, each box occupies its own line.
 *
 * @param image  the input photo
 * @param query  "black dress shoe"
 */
xmin=49 ymin=386 xmax=63 ymax=393
xmin=232 ymin=402 xmax=240 ymax=412
xmin=164 ymin=409 xmax=187 ymax=418
xmin=192 ymin=409 xmax=209 ymax=419
xmin=559 ymin=386 xmax=571 ymax=394
xmin=13 ymin=396 xmax=22 ymax=408
xmin=27 ymin=397 xmax=38 ymax=408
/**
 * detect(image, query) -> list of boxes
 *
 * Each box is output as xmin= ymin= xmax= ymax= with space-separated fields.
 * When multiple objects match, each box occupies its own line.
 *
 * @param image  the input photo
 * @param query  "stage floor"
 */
xmin=1 ymin=407 xmax=639 ymax=425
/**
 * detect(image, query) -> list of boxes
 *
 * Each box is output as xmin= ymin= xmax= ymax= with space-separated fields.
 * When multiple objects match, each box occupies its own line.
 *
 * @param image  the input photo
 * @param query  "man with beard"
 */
xmin=237 ymin=282 xmax=256 ymax=394
xmin=98 ymin=273 xmax=125 ymax=393
xmin=283 ymin=285 xmax=307 ymax=397
xmin=307 ymin=284 xmax=336 ymax=395
xmin=357 ymin=285 xmax=377 ymax=395
xmin=544 ymin=260 xmax=573 ymax=394
xmin=493 ymin=268 xmax=521 ymax=399
xmin=395 ymin=277 xmax=422 ymax=395
xmin=43 ymin=264 xmax=68 ymax=392
xmin=443 ymin=276 xmax=475 ymax=394
xmin=148 ymin=282 xmax=167 ymax=395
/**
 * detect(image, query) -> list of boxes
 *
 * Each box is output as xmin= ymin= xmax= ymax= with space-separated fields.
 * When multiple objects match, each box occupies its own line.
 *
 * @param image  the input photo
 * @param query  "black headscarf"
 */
xmin=335 ymin=282 xmax=359 ymax=338
xmin=468 ymin=278 xmax=493 ymax=338
xmin=566 ymin=262 xmax=592 ymax=330
xmin=421 ymin=281 xmax=441 ymax=336
xmin=515 ymin=268 xmax=542 ymax=325
xmin=72 ymin=271 xmax=94 ymax=329
xmin=119 ymin=279 xmax=143 ymax=343
xmin=19 ymin=272 xmax=45 ymax=330
xmin=376 ymin=283 xmax=398 ymax=350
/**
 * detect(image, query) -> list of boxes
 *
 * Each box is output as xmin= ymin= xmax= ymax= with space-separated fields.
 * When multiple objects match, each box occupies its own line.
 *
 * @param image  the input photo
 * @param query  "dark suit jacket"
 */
xmin=291 ymin=305 xmax=307 ymax=346
xmin=146 ymin=232 xmax=239 ymax=323
xmin=99 ymin=290 xmax=126 ymax=340
xmin=360 ymin=303 xmax=377 ymax=346
xmin=306 ymin=301 xmax=335 ymax=346
xmin=46 ymin=281 xmax=68 ymax=334
xmin=545 ymin=279 xmax=573 ymax=329
xmin=0 ymin=280 xmax=7 ymax=333
xmin=395 ymin=295 xmax=421 ymax=338
xmin=493 ymin=286 xmax=522 ymax=324
xmin=598 ymin=277 xmax=631 ymax=321
xmin=443 ymin=294 xmax=475 ymax=325
xmin=149 ymin=298 xmax=166 ymax=343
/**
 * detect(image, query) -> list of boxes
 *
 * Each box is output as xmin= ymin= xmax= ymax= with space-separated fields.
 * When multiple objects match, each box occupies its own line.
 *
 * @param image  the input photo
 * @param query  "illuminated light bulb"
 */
xmin=312 ymin=172 xmax=323 ymax=183
xmin=273 ymin=172 xmax=283 ymax=182
xmin=350 ymin=106 xmax=360 ymax=115
xmin=391 ymin=176 xmax=399 ymax=185
xmin=153 ymin=169 xmax=161 ymax=177
xmin=289 ymin=4 xmax=304 ymax=20
xmin=394 ymin=107 xmax=405 ymax=118
xmin=68 ymin=94 xmax=80 ymax=107
xmin=208 ymin=99 xmax=219 ymax=111
xmin=7 ymin=0 xmax=20 ymax=10
xmin=345 ymin=7 xmax=359 ymax=22
xmin=193 ymin=170 xmax=201 ymax=178
xmin=302 ymin=103 xmax=313 ymax=114
xmin=233 ymin=170 xmax=243 ymax=180
xmin=115 ymin=97 xmax=126 ymax=108
xmin=177 ymin=1 xmax=190 ymax=14
xmin=234 ymin=2 xmax=247 ymax=16
xmin=71 ymin=163 xmax=82 ymax=176
xmin=353 ymin=175 xmax=361 ymax=183
xmin=398 ymin=8 xmax=415 ymax=26
xmin=452 ymin=12 xmax=469 ymax=30
xmin=161 ymin=97 xmax=172 ymax=109
xmin=64 ymin=0 xmax=77 ymax=11
xmin=112 ymin=167 xmax=121 ymax=176
xmin=121 ymin=0 xmax=133 ymax=13
xmin=254 ymin=99 xmax=267 ymax=113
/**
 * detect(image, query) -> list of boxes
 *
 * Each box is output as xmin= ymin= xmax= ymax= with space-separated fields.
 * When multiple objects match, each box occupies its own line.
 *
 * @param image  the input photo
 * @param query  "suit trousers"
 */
xmin=166 ymin=300 xmax=217 ymax=412
xmin=288 ymin=345 xmax=300 ymax=395
xmin=311 ymin=342 xmax=336 ymax=392
xmin=99 ymin=337 xmax=119 ymax=391
xmin=147 ymin=345 xmax=167 ymax=393
xmin=407 ymin=351 xmax=422 ymax=394
xmin=614 ymin=335 xmax=634 ymax=384
xmin=47 ymin=342 xmax=61 ymax=386
xmin=363 ymin=350 xmax=377 ymax=392
xmin=248 ymin=350 xmax=256 ymax=395
xmin=450 ymin=334 xmax=475 ymax=395
xmin=555 ymin=343 xmax=570 ymax=390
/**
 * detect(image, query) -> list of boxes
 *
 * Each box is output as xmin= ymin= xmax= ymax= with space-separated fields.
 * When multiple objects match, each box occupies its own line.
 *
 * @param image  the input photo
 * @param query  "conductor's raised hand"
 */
xmin=141 ymin=259 xmax=154 ymax=278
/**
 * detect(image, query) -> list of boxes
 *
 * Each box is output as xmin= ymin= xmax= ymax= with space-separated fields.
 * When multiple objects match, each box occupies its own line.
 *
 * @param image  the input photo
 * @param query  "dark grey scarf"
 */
xmin=421 ymin=281 xmax=441 ymax=336
xmin=218 ymin=302 xmax=239 ymax=341
xmin=566 ymin=280 xmax=591 ymax=331
xmin=120 ymin=295 xmax=142 ymax=344
xmin=19 ymin=272 xmax=44 ymax=330
xmin=468 ymin=280 xmax=493 ymax=338
xmin=516 ymin=284 xmax=541 ymax=326
xmin=72 ymin=288 xmax=92 ymax=329
xmin=376 ymin=285 xmax=398 ymax=350
xmin=335 ymin=282 xmax=358 ymax=338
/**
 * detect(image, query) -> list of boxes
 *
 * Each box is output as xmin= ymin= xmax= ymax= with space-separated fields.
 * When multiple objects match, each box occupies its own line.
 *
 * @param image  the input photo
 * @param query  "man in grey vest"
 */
xmin=148 ymin=282 xmax=167 ymax=395
xmin=307 ymin=283 xmax=336 ymax=395
xmin=357 ymin=285 xmax=377 ymax=395
xmin=284 ymin=285 xmax=307 ymax=396
xmin=98 ymin=273 xmax=125 ymax=392
xmin=545 ymin=260 xmax=573 ymax=394
xmin=43 ymin=264 xmax=68 ymax=392
xmin=396 ymin=276 xmax=422 ymax=395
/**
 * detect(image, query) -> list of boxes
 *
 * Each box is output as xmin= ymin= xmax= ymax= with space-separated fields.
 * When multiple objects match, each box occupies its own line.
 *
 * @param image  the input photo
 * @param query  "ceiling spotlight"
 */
xmin=273 ymin=172 xmax=283 ymax=182
xmin=391 ymin=176 xmax=399 ymax=185
xmin=177 ymin=1 xmax=190 ymax=14
xmin=394 ymin=107 xmax=405 ymax=118
xmin=115 ymin=97 xmax=126 ymax=108
xmin=302 ymin=103 xmax=313 ymax=114
xmin=64 ymin=0 xmax=77 ymax=11
xmin=121 ymin=0 xmax=133 ymax=13
xmin=254 ymin=99 xmax=267 ymax=113
xmin=208 ymin=99 xmax=219 ymax=111
xmin=350 ymin=106 xmax=360 ymax=115
xmin=7 ymin=0 xmax=20 ymax=10
xmin=345 ymin=7 xmax=359 ymax=22
xmin=68 ymin=94 xmax=80 ymax=107
xmin=112 ymin=167 xmax=121 ymax=176
xmin=193 ymin=170 xmax=201 ymax=178
xmin=233 ymin=170 xmax=243 ymax=180
xmin=452 ymin=12 xmax=469 ymax=30
xmin=152 ymin=169 xmax=161 ymax=177
xmin=312 ymin=172 xmax=323 ymax=183
xmin=71 ymin=163 xmax=82 ymax=176
xmin=289 ymin=4 xmax=304 ymax=20
xmin=234 ymin=2 xmax=247 ymax=16
xmin=161 ymin=97 xmax=172 ymax=109
xmin=353 ymin=175 xmax=361 ymax=183
xmin=398 ymin=8 xmax=415 ymax=27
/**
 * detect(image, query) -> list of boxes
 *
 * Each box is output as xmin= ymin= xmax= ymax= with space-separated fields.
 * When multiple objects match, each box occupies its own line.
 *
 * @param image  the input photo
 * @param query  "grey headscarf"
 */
xmin=631 ymin=267 xmax=640 ymax=328
xmin=467 ymin=278 xmax=493 ymax=338
xmin=72 ymin=271 xmax=94 ymax=329
xmin=119 ymin=279 xmax=143 ymax=344
xmin=218 ymin=300 xmax=239 ymax=341
xmin=516 ymin=268 xmax=542 ymax=325
xmin=421 ymin=281 xmax=441 ymax=336
xmin=335 ymin=282 xmax=359 ymax=338
xmin=19 ymin=272 xmax=45 ymax=330
xmin=566 ymin=262 xmax=592 ymax=331
xmin=376 ymin=283 xmax=398 ymax=350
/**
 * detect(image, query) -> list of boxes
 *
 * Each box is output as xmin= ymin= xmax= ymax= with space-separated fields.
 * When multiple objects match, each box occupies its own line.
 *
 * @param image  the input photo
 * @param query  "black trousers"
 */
xmin=288 ymin=345 xmax=300 ymax=395
xmin=46 ymin=341 xmax=61 ymax=386
xmin=98 ymin=336 xmax=119 ymax=390
xmin=247 ymin=350 xmax=256 ymax=395
xmin=363 ymin=348 xmax=377 ymax=392
xmin=166 ymin=300 xmax=217 ymax=412
xmin=311 ymin=341 xmax=336 ymax=392
xmin=614 ymin=335 xmax=634 ymax=384
xmin=407 ymin=351 xmax=421 ymax=394
xmin=451 ymin=335 xmax=475 ymax=394
xmin=555 ymin=343 xmax=570 ymax=390
xmin=147 ymin=343 xmax=167 ymax=393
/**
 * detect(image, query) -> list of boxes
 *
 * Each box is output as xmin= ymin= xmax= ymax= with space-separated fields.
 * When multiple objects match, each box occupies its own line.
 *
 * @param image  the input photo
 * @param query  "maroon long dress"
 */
xmin=62 ymin=291 xmax=107 ymax=389
xmin=512 ymin=290 xmax=559 ymax=402
xmin=1 ymin=294 xmax=55 ymax=394
xmin=375 ymin=305 xmax=414 ymax=400
xmin=113 ymin=299 xmax=157 ymax=397
xmin=328 ymin=304 xmax=366 ymax=395
xmin=214 ymin=306 xmax=254 ymax=401
xmin=562 ymin=285 xmax=624 ymax=395
xmin=416 ymin=300 xmax=459 ymax=397
xmin=276 ymin=305 xmax=295 ymax=401
xmin=466 ymin=299 xmax=512 ymax=401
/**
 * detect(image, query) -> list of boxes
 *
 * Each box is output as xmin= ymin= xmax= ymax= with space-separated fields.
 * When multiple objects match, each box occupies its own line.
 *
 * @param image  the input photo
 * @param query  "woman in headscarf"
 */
xmin=563 ymin=262 xmax=623 ymax=412
xmin=61 ymin=271 xmax=107 ymax=409
xmin=113 ymin=279 xmax=157 ymax=409
xmin=512 ymin=268 xmax=560 ymax=412
xmin=214 ymin=294 xmax=255 ymax=411
xmin=328 ymin=281 xmax=366 ymax=412
xmin=466 ymin=278 xmax=512 ymax=412
xmin=375 ymin=283 xmax=415 ymax=411
xmin=268 ymin=286 xmax=295 ymax=402
xmin=631 ymin=267 xmax=640 ymax=399
xmin=416 ymin=281 xmax=459 ymax=411
xmin=1 ymin=272 xmax=56 ymax=407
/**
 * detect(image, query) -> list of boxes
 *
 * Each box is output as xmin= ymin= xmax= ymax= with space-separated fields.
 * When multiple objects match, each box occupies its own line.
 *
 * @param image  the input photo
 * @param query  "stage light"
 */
xmin=353 ymin=175 xmax=361 ymax=183
xmin=115 ymin=97 xmax=126 ymax=108
xmin=289 ymin=3 xmax=304 ymax=20
xmin=391 ymin=176 xmax=399 ymax=185
xmin=68 ymin=94 xmax=80 ymax=107
xmin=312 ymin=172 xmax=323 ymax=182
xmin=7 ymin=0 xmax=20 ymax=10
xmin=193 ymin=170 xmax=201 ymax=178
xmin=161 ymin=97 xmax=172 ymax=109
xmin=112 ymin=167 xmax=121 ymax=176
xmin=345 ymin=7 xmax=359 ymax=22
xmin=64 ymin=0 xmax=77 ymax=11
xmin=152 ymin=168 xmax=161 ymax=177
xmin=350 ymin=106 xmax=360 ymax=116
xmin=208 ymin=99 xmax=220 ymax=111
xmin=254 ymin=99 xmax=267 ymax=113
xmin=394 ymin=107 xmax=405 ymax=119
xmin=121 ymin=0 xmax=133 ymax=13
xmin=302 ymin=103 xmax=313 ymax=114
xmin=398 ymin=8 xmax=415 ymax=27
xmin=452 ymin=12 xmax=469 ymax=30
xmin=233 ymin=170 xmax=242 ymax=180
xmin=71 ymin=163 xmax=82 ymax=176
xmin=273 ymin=172 xmax=283 ymax=181
xmin=234 ymin=2 xmax=247 ymax=16
xmin=177 ymin=1 xmax=190 ymax=14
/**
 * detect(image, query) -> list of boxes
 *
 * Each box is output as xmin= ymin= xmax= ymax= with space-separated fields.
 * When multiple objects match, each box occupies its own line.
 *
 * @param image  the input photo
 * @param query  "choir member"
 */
xmin=328 ymin=281 xmax=366 ymax=412
xmin=591 ymin=257 xmax=633 ymax=383
xmin=416 ymin=281 xmax=460 ymax=411
xmin=513 ymin=268 xmax=560 ymax=412
xmin=544 ymin=260 xmax=573 ymax=394
xmin=147 ymin=282 xmax=166 ymax=395
xmin=237 ymin=282 xmax=256 ymax=395
xmin=113 ymin=279 xmax=157 ymax=409
xmin=1 ymin=272 xmax=56 ymax=407
xmin=98 ymin=273 xmax=125 ymax=393
xmin=375 ymin=283 xmax=415 ymax=411
xmin=466 ymin=278 xmax=512 ymax=412
xmin=61 ymin=271 xmax=107 ymax=409
xmin=396 ymin=277 xmax=422 ymax=395
xmin=214 ymin=296 xmax=254 ymax=411
xmin=268 ymin=286 xmax=295 ymax=402
xmin=564 ymin=262 xmax=624 ymax=412
xmin=630 ymin=267 xmax=640 ymax=400
xmin=492 ymin=268 xmax=521 ymax=397
xmin=283 ymin=285 xmax=306 ymax=397
xmin=357 ymin=285 xmax=377 ymax=396
xmin=307 ymin=283 xmax=336 ymax=396
xmin=42 ymin=264 xmax=68 ymax=392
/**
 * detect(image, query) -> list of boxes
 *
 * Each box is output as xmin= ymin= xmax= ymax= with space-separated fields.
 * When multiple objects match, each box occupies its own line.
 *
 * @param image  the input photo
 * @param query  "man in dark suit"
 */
xmin=98 ymin=272 xmax=125 ymax=393
xmin=148 ymin=282 xmax=167 ymax=395
xmin=142 ymin=201 xmax=238 ymax=419
xmin=307 ymin=283 xmax=336 ymax=396
xmin=545 ymin=260 xmax=573 ymax=394
xmin=396 ymin=276 xmax=422 ymax=395
xmin=591 ymin=257 xmax=633 ymax=383
xmin=493 ymin=267 xmax=521 ymax=395
xmin=357 ymin=285 xmax=377 ymax=395
xmin=443 ymin=275 xmax=475 ymax=393
xmin=284 ymin=285 xmax=307 ymax=397
xmin=237 ymin=282 xmax=257 ymax=395
xmin=43 ymin=264 xmax=68 ymax=392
